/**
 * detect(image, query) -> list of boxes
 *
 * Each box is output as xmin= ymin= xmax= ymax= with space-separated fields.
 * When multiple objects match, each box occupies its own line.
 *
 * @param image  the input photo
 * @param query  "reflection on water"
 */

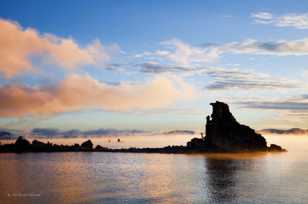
xmin=205 ymin=159 xmax=240 ymax=203
xmin=0 ymin=135 xmax=308 ymax=204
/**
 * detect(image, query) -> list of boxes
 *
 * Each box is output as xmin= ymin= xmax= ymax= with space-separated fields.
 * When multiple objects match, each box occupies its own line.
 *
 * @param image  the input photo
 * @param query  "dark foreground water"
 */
xmin=0 ymin=135 xmax=308 ymax=204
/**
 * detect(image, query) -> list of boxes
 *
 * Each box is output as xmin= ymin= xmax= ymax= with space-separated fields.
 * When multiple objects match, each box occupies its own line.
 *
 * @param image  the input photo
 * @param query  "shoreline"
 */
xmin=0 ymin=139 xmax=287 ymax=154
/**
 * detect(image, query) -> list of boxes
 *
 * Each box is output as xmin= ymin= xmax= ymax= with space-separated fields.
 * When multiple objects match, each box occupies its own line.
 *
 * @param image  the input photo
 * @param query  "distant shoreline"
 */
xmin=0 ymin=136 xmax=286 ymax=154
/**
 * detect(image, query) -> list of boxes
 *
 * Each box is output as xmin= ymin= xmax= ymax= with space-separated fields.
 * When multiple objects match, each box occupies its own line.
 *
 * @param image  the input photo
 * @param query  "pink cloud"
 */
xmin=0 ymin=19 xmax=116 ymax=78
xmin=0 ymin=75 xmax=195 ymax=117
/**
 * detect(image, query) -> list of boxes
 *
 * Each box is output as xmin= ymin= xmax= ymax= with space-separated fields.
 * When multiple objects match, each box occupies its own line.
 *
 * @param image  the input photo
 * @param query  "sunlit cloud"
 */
xmin=0 ymin=19 xmax=117 ymax=78
xmin=0 ymin=74 xmax=196 ymax=117
xmin=251 ymin=12 xmax=308 ymax=29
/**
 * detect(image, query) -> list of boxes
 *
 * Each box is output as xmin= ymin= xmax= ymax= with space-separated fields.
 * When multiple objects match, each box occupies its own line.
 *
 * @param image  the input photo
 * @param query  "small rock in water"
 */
xmin=269 ymin=144 xmax=284 ymax=152
xmin=15 ymin=136 xmax=30 ymax=152
xmin=81 ymin=140 xmax=93 ymax=150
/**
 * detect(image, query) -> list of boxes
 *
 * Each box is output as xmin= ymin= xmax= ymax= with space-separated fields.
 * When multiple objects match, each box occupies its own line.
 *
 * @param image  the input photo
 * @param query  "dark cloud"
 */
xmin=31 ymin=128 xmax=145 ymax=138
xmin=239 ymin=101 xmax=308 ymax=110
xmin=205 ymin=68 xmax=298 ymax=90
xmin=140 ymin=62 xmax=195 ymax=73
xmin=260 ymin=128 xmax=308 ymax=135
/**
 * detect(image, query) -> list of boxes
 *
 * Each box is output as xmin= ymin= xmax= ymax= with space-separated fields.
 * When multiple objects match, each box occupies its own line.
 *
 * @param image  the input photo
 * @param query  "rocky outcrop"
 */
xmin=204 ymin=101 xmax=284 ymax=152
xmin=95 ymin=145 xmax=108 ymax=151
xmin=0 ymin=138 xmax=99 ymax=153
xmin=81 ymin=139 xmax=93 ymax=150
xmin=269 ymin=144 xmax=283 ymax=152
xmin=187 ymin=138 xmax=207 ymax=149
xmin=15 ymin=136 xmax=31 ymax=152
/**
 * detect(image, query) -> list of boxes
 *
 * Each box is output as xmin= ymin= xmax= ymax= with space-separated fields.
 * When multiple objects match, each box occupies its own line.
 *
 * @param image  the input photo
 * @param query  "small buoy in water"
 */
xmin=117 ymin=138 xmax=120 ymax=142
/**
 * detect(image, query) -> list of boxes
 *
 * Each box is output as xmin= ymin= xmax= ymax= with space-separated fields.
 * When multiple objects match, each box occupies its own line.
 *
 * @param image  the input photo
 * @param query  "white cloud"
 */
xmin=218 ymin=38 xmax=308 ymax=56
xmin=252 ymin=12 xmax=308 ymax=29
xmin=136 ymin=38 xmax=308 ymax=68
xmin=251 ymin=12 xmax=273 ymax=24
xmin=136 ymin=39 xmax=219 ymax=66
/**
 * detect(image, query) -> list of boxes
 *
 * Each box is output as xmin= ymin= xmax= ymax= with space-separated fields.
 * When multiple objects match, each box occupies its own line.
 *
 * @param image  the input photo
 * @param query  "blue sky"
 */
xmin=0 ymin=0 xmax=308 ymax=131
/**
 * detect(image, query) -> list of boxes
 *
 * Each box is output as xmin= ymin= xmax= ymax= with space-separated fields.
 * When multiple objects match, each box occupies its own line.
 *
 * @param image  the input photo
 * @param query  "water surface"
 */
xmin=0 ymin=135 xmax=308 ymax=204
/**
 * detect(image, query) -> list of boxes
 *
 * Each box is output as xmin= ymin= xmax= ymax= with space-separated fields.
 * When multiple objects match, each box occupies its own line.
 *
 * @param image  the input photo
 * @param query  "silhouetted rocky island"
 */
xmin=0 ymin=101 xmax=286 ymax=153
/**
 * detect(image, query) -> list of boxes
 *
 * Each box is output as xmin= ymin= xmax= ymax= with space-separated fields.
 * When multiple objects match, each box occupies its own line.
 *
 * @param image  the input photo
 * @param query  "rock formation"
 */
xmin=203 ymin=101 xmax=283 ymax=152
xmin=15 ymin=136 xmax=31 ymax=152
xmin=81 ymin=139 xmax=93 ymax=150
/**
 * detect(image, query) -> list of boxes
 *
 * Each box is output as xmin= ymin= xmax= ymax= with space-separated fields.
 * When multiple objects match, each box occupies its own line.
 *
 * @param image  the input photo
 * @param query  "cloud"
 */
xmin=206 ymin=68 xmax=300 ymax=90
xmin=260 ymin=128 xmax=308 ymax=135
xmin=252 ymin=12 xmax=308 ymax=29
xmin=251 ymin=12 xmax=273 ymax=24
xmin=0 ymin=74 xmax=195 ymax=117
xmin=0 ymin=19 xmax=117 ymax=78
xmin=217 ymin=38 xmax=308 ymax=56
xmin=136 ymin=39 xmax=219 ymax=66
xmin=136 ymin=38 xmax=308 ymax=68
xmin=235 ymin=96 xmax=308 ymax=127
xmin=240 ymin=101 xmax=308 ymax=110
xmin=238 ymin=94 xmax=308 ymax=111
xmin=140 ymin=63 xmax=302 ymax=91
xmin=30 ymin=128 xmax=145 ymax=138
xmin=160 ymin=39 xmax=220 ymax=65
xmin=140 ymin=61 xmax=198 ymax=73
xmin=236 ymin=95 xmax=308 ymax=126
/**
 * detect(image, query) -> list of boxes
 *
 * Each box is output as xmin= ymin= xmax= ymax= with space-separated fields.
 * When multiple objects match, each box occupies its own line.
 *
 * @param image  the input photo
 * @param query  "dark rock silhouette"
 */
xmin=205 ymin=101 xmax=268 ymax=151
xmin=81 ymin=139 xmax=93 ymax=150
xmin=269 ymin=144 xmax=283 ymax=151
xmin=32 ymin=139 xmax=46 ymax=146
xmin=186 ymin=101 xmax=285 ymax=152
xmin=95 ymin=145 xmax=108 ymax=151
xmin=32 ymin=139 xmax=48 ymax=151
xmin=187 ymin=138 xmax=207 ymax=149
xmin=15 ymin=136 xmax=31 ymax=152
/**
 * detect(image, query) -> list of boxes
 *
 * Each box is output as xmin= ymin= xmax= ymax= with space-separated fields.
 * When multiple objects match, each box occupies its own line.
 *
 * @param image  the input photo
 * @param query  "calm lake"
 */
xmin=0 ymin=135 xmax=308 ymax=204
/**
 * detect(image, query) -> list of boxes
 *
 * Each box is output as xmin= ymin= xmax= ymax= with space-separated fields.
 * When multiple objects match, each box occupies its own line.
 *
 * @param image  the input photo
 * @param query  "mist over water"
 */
xmin=0 ymin=134 xmax=308 ymax=204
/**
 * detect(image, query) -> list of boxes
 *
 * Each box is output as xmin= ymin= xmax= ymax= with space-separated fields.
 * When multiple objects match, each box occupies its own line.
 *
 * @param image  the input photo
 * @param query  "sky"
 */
xmin=0 ymin=0 xmax=308 ymax=131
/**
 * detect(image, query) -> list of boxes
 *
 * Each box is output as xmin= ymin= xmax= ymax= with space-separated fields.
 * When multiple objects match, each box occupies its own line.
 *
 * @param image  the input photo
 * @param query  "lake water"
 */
xmin=0 ymin=135 xmax=308 ymax=204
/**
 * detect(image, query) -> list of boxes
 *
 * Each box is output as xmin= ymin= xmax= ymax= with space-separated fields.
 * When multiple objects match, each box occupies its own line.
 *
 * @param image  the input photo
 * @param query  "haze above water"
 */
xmin=0 ymin=134 xmax=308 ymax=204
